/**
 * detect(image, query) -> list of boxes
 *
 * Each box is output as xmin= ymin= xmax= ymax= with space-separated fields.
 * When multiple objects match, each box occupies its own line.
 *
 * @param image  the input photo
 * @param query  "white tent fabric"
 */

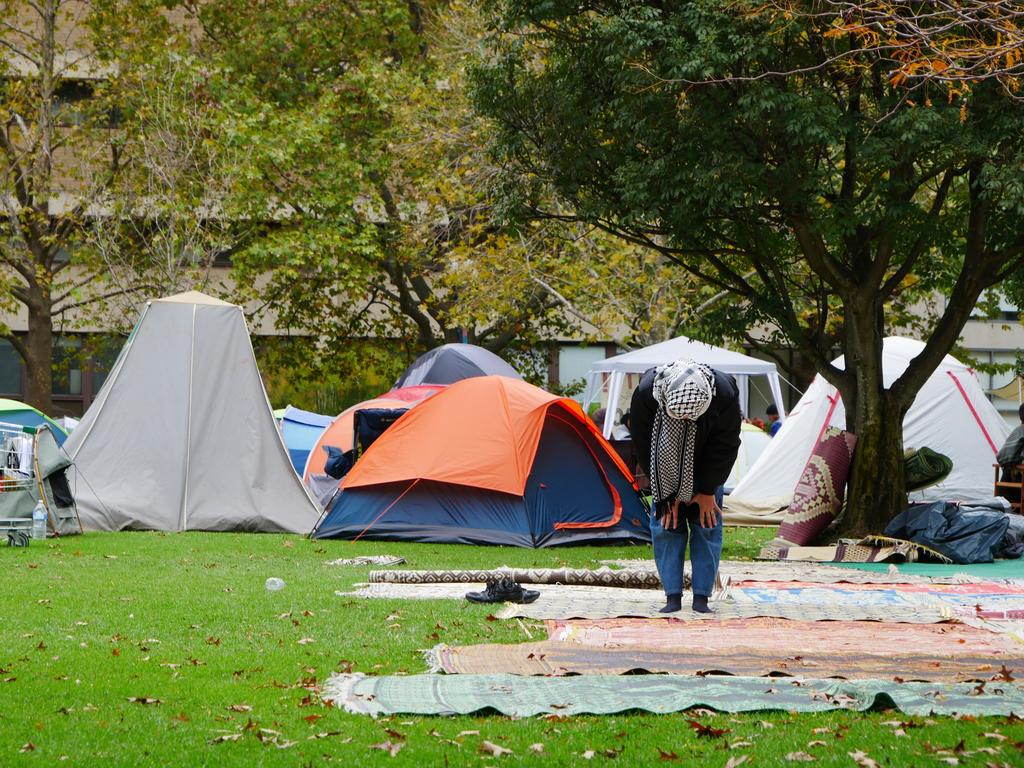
xmin=64 ymin=291 xmax=322 ymax=533
xmin=581 ymin=335 xmax=786 ymax=438
xmin=724 ymin=422 xmax=773 ymax=493
xmin=724 ymin=337 xmax=1011 ymax=525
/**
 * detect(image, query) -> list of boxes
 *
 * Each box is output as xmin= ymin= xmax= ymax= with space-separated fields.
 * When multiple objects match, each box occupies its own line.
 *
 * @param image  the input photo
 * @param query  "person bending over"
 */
xmin=630 ymin=359 xmax=742 ymax=613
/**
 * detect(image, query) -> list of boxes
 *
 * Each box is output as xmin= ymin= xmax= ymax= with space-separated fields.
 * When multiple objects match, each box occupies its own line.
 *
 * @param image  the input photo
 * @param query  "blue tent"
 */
xmin=0 ymin=398 xmax=68 ymax=446
xmin=280 ymin=406 xmax=332 ymax=475
xmin=312 ymin=376 xmax=650 ymax=547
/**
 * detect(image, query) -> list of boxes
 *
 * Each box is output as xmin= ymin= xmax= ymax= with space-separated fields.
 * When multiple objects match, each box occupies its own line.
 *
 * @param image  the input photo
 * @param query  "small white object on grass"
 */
xmin=265 ymin=577 xmax=286 ymax=591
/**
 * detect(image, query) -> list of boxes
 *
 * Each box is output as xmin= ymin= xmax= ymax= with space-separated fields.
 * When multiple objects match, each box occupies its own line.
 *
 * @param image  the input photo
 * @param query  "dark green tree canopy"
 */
xmin=474 ymin=0 xmax=1024 ymax=533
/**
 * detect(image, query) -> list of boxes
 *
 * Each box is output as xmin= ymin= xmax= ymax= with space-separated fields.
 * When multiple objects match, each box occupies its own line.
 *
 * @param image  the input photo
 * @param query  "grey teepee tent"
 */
xmin=64 ymin=292 xmax=321 ymax=533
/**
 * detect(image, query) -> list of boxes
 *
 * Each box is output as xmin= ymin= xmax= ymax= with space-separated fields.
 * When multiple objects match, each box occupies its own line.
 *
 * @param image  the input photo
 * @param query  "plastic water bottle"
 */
xmin=32 ymin=501 xmax=46 ymax=540
xmin=265 ymin=577 xmax=285 ymax=592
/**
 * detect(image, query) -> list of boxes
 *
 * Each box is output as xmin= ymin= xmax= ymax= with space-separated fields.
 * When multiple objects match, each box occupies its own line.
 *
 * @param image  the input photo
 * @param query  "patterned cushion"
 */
xmin=775 ymin=427 xmax=857 ymax=546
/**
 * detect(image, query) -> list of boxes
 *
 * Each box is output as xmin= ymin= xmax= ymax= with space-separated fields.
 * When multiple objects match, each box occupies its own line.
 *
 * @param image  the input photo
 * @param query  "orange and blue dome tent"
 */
xmin=312 ymin=376 xmax=650 ymax=547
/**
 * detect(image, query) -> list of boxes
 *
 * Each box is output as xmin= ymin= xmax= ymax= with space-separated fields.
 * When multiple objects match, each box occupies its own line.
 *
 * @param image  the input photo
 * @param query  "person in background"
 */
xmin=997 ymin=403 xmax=1024 ymax=478
xmin=630 ymin=359 xmax=742 ymax=613
xmin=766 ymin=403 xmax=782 ymax=437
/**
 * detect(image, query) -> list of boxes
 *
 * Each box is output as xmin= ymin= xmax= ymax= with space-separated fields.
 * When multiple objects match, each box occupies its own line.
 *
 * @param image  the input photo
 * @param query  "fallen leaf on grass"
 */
xmin=457 ymin=730 xmax=480 ymax=737
xmin=303 ymin=714 xmax=323 ymax=724
xmin=808 ymin=741 xmax=827 ymax=748
xmin=658 ymin=749 xmax=679 ymax=761
xmin=725 ymin=757 xmax=749 ymax=768
xmin=730 ymin=741 xmax=753 ymax=749
xmin=371 ymin=740 xmax=404 ymax=757
xmin=530 ymin=743 xmax=545 ymax=753
xmin=686 ymin=719 xmax=729 ymax=738
xmin=209 ymin=734 xmax=242 ymax=745
xmin=849 ymin=750 xmax=880 ymax=768
xmin=787 ymin=752 xmax=816 ymax=762
xmin=172 ymin=712 xmax=189 ymax=723
xmin=984 ymin=733 xmax=1008 ymax=742
xmin=19 ymin=743 xmax=35 ymax=753
xmin=297 ymin=637 xmax=315 ymax=645
xmin=226 ymin=704 xmax=252 ymax=713
xmin=126 ymin=697 xmax=162 ymax=706
xmin=308 ymin=732 xmax=349 ymax=741
xmin=479 ymin=740 xmax=513 ymax=757
xmin=582 ymin=750 xmax=596 ymax=760
xmin=206 ymin=637 xmax=221 ymax=646
xmin=760 ymin=720 xmax=775 ymax=729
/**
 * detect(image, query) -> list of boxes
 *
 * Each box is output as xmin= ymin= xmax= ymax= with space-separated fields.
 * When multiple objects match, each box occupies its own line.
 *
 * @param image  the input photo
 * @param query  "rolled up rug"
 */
xmin=903 ymin=447 xmax=954 ymax=493
xmin=773 ymin=426 xmax=858 ymax=547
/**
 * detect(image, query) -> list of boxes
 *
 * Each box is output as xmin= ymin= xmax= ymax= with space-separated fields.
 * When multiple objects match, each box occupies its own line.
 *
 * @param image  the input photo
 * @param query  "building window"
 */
xmin=89 ymin=336 xmax=123 ymax=393
xmin=54 ymin=80 xmax=94 ymax=127
xmin=52 ymin=336 xmax=83 ymax=396
xmin=0 ymin=340 xmax=22 ymax=396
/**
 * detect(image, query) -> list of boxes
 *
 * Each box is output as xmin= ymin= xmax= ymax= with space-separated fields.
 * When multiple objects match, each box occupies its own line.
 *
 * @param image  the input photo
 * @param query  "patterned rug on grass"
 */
xmin=545 ymin=617 xmax=1023 ymax=657
xmin=322 ymin=673 xmax=1024 ymax=717
xmin=727 ymin=582 xmax=1024 ymax=614
xmin=367 ymin=567 xmax=661 ymax=589
xmin=605 ymin=559 xmax=968 ymax=584
xmin=494 ymin=595 xmax=945 ymax=623
xmin=775 ymin=427 xmax=858 ymax=546
xmin=758 ymin=541 xmax=904 ymax=562
xmin=325 ymin=555 xmax=406 ymax=567
xmin=425 ymin=641 xmax=1022 ymax=682
xmin=336 ymin=583 xmax=671 ymax=603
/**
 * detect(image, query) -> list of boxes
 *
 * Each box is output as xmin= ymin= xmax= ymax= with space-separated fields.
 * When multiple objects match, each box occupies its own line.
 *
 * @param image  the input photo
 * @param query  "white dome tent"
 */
xmin=581 ymin=335 xmax=787 ymax=439
xmin=724 ymin=337 xmax=1011 ymax=525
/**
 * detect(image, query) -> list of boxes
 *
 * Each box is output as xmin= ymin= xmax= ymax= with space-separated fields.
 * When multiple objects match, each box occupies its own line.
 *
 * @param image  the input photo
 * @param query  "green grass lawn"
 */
xmin=2 ymin=529 xmax=1021 ymax=766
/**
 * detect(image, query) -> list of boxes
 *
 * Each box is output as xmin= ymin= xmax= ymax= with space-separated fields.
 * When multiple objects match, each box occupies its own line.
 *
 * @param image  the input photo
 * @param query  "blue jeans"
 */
xmin=651 ymin=487 xmax=724 ymax=598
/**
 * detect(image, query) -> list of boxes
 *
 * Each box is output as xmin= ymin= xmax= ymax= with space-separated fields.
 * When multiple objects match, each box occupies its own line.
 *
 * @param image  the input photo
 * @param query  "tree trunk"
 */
xmin=841 ymin=394 xmax=907 ymax=536
xmin=24 ymin=291 xmax=55 ymax=414
xmin=836 ymin=301 xmax=907 ymax=536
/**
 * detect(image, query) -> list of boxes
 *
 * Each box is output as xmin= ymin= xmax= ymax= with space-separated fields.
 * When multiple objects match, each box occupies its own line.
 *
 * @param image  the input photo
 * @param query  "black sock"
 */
xmin=692 ymin=594 xmax=712 ymax=613
xmin=659 ymin=593 xmax=682 ymax=613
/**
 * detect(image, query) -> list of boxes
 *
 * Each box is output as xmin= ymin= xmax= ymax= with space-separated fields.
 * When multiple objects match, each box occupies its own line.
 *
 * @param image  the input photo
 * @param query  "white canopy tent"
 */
xmin=581 ymin=335 xmax=787 ymax=438
xmin=724 ymin=337 xmax=1012 ymax=525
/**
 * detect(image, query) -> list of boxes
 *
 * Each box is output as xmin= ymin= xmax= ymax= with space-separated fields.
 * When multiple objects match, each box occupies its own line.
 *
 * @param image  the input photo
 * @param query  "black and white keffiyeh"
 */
xmin=650 ymin=359 xmax=716 ymax=506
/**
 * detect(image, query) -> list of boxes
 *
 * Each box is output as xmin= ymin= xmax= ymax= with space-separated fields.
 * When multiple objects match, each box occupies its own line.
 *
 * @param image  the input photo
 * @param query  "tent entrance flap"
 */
xmin=547 ymin=412 xmax=622 ymax=530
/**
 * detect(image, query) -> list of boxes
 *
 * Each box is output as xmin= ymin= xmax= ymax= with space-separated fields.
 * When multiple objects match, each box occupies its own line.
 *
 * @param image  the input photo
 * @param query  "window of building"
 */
xmin=54 ymin=80 xmax=94 ymax=127
xmin=52 ymin=335 xmax=83 ymax=396
xmin=558 ymin=345 xmax=608 ymax=401
xmin=90 ymin=335 xmax=123 ymax=393
xmin=0 ymin=339 xmax=23 ymax=396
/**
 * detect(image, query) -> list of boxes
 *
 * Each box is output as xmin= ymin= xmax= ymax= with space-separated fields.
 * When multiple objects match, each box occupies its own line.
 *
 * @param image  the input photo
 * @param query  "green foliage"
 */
xmin=472 ymin=0 xmax=1024 ymax=530
xmin=254 ymin=336 xmax=405 ymax=413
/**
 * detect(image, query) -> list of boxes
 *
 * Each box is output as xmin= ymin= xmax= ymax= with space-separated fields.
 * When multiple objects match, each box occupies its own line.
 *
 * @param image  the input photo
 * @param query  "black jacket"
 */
xmin=630 ymin=366 xmax=742 ymax=500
